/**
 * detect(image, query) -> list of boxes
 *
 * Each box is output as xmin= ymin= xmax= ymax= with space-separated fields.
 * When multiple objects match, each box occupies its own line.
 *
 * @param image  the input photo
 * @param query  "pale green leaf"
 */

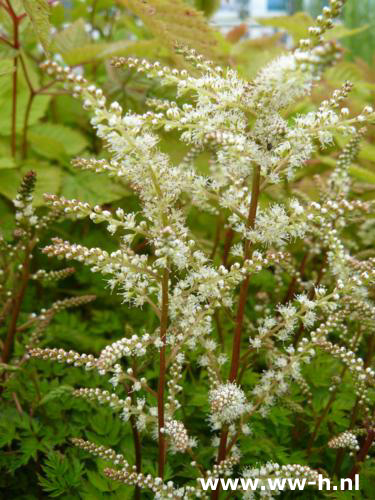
xmin=0 ymin=169 xmax=20 ymax=200
xmin=61 ymin=170 xmax=129 ymax=205
xmin=22 ymin=162 xmax=62 ymax=206
xmin=28 ymin=131 xmax=66 ymax=161
xmin=0 ymin=89 xmax=50 ymax=136
xmin=120 ymin=0 xmax=225 ymax=63
xmin=324 ymin=24 xmax=370 ymax=41
xmin=349 ymin=165 xmax=375 ymax=184
xmin=29 ymin=123 xmax=89 ymax=156
xmin=256 ymin=12 xmax=313 ymax=43
xmin=0 ymin=157 xmax=16 ymax=169
xmin=52 ymin=19 xmax=91 ymax=54
xmin=22 ymin=0 xmax=51 ymax=52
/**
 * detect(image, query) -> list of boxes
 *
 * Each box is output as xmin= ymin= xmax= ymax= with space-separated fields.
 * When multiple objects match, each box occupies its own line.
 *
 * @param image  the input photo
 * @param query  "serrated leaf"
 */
xmin=22 ymin=0 xmax=51 ymax=52
xmin=52 ymin=18 xmax=91 ymax=54
xmin=324 ymin=24 xmax=370 ymax=41
xmin=120 ymin=0 xmax=225 ymax=63
xmin=61 ymin=170 xmax=129 ymax=205
xmin=28 ymin=131 xmax=66 ymax=161
xmin=39 ymin=385 xmax=73 ymax=406
xmin=86 ymin=470 xmax=112 ymax=492
xmin=21 ymin=163 xmax=62 ymax=205
xmin=256 ymin=12 xmax=313 ymax=43
xmin=30 ymin=123 xmax=89 ymax=156
xmin=349 ymin=165 xmax=375 ymax=184
xmin=0 ymin=168 xmax=21 ymax=200
xmin=0 ymin=89 xmax=50 ymax=136
xmin=0 ymin=157 xmax=16 ymax=169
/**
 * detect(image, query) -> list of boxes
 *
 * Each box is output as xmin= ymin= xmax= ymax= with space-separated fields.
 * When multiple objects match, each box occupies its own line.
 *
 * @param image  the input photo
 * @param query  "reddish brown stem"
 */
xmin=157 ymin=269 xmax=169 ymax=479
xmin=124 ymin=381 xmax=142 ymax=500
xmin=283 ymin=252 xmax=309 ymax=304
xmin=210 ymin=216 xmax=222 ymax=261
xmin=212 ymin=165 xmax=261 ymax=500
xmin=1 ymin=252 xmax=30 ymax=364
xmin=347 ymin=427 xmax=375 ymax=482
xmin=228 ymin=165 xmax=261 ymax=383
xmin=9 ymin=1 xmax=20 ymax=157
xmin=222 ymin=228 xmax=234 ymax=268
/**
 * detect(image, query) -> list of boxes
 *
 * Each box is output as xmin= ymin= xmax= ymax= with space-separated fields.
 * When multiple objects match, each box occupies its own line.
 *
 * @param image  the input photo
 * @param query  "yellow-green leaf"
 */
xmin=52 ymin=18 xmax=90 ymax=54
xmin=324 ymin=24 xmax=370 ymax=42
xmin=119 ymin=0 xmax=225 ymax=63
xmin=22 ymin=0 xmax=51 ymax=52
xmin=0 ymin=157 xmax=16 ymax=169
xmin=256 ymin=12 xmax=313 ymax=43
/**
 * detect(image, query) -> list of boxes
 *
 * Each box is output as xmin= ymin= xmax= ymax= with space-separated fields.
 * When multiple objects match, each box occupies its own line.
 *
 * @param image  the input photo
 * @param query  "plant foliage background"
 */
xmin=0 ymin=0 xmax=374 ymax=498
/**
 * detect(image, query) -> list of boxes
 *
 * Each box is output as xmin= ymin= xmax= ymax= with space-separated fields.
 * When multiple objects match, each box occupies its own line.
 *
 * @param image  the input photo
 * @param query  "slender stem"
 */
xmin=307 ymin=365 xmax=347 ymax=456
xmin=334 ymin=333 xmax=375 ymax=477
xmin=347 ymin=426 xmax=375 ymax=482
xmin=210 ymin=215 xmax=222 ymax=261
xmin=212 ymin=165 xmax=261 ymax=500
xmin=229 ymin=164 xmax=261 ymax=383
xmin=21 ymin=92 xmax=34 ymax=159
xmin=222 ymin=228 xmax=234 ymax=268
xmin=10 ymin=2 xmax=20 ymax=157
xmin=293 ymin=252 xmax=326 ymax=347
xmin=0 ymin=34 xmax=14 ymax=47
xmin=123 ymin=381 xmax=142 ymax=500
xmin=157 ymin=268 xmax=169 ymax=479
xmin=283 ymin=252 xmax=309 ymax=304
xmin=1 ymin=251 xmax=31 ymax=364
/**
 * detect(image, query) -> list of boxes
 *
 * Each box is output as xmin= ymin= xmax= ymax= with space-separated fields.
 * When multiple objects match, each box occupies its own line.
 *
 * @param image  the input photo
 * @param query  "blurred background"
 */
xmin=210 ymin=0 xmax=375 ymax=62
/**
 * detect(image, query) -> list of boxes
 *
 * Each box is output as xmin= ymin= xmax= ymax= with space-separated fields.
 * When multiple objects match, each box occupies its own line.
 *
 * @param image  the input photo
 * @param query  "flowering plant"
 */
xmin=21 ymin=1 xmax=375 ymax=497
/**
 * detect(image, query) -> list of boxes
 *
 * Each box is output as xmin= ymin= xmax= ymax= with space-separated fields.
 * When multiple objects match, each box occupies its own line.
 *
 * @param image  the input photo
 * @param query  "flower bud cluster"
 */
xmin=328 ymin=431 xmax=360 ymax=451
xmin=31 ymin=267 xmax=75 ymax=284
xmin=163 ymin=419 xmax=190 ymax=453
xmin=71 ymin=438 xmax=127 ymax=466
xmin=96 ymin=333 xmax=153 ymax=374
xmin=13 ymin=170 xmax=38 ymax=229
xmin=243 ymin=462 xmax=321 ymax=497
xmin=42 ymin=238 xmax=159 ymax=307
xmin=209 ymin=382 xmax=249 ymax=426
xmin=25 ymin=295 xmax=96 ymax=349
xmin=73 ymin=387 xmax=128 ymax=412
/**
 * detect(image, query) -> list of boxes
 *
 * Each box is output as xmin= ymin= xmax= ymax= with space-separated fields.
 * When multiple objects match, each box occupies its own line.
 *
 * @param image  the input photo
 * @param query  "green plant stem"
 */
xmin=212 ymin=165 xmax=261 ymax=500
xmin=157 ymin=268 xmax=169 ymax=479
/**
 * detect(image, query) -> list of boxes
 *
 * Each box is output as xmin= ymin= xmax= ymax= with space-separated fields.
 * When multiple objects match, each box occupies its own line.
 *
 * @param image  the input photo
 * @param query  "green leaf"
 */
xmin=0 ymin=59 xmax=15 ymax=76
xmin=22 ymin=0 xmax=51 ymax=52
xmin=21 ymin=162 xmax=62 ymax=205
xmin=120 ymin=0 xmax=226 ymax=63
xmin=28 ymin=131 xmax=66 ymax=161
xmin=0 ymin=89 xmax=50 ymax=136
xmin=61 ymin=170 xmax=129 ymax=205
xmin=0 ymin=168 xmax=21 ymax=200
xmin=52 ymin=18 xmax=91 ymax=54
xmin=29 ymin=123 xmax=89 ymax=156
xmin=86 ymin=470 xmax=112 ymax=492
xmin=39 ymin=386 xmax=73 ymax=406
xmin=349 ymin=165 xmax=375 ymax=184
xmin=324 ymin=24 xmax=370 ymax=41
xmin=256 ymin=12 xmax=313 ymax=43
xmin=0 ymin=157 xmax=16 ymax=169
